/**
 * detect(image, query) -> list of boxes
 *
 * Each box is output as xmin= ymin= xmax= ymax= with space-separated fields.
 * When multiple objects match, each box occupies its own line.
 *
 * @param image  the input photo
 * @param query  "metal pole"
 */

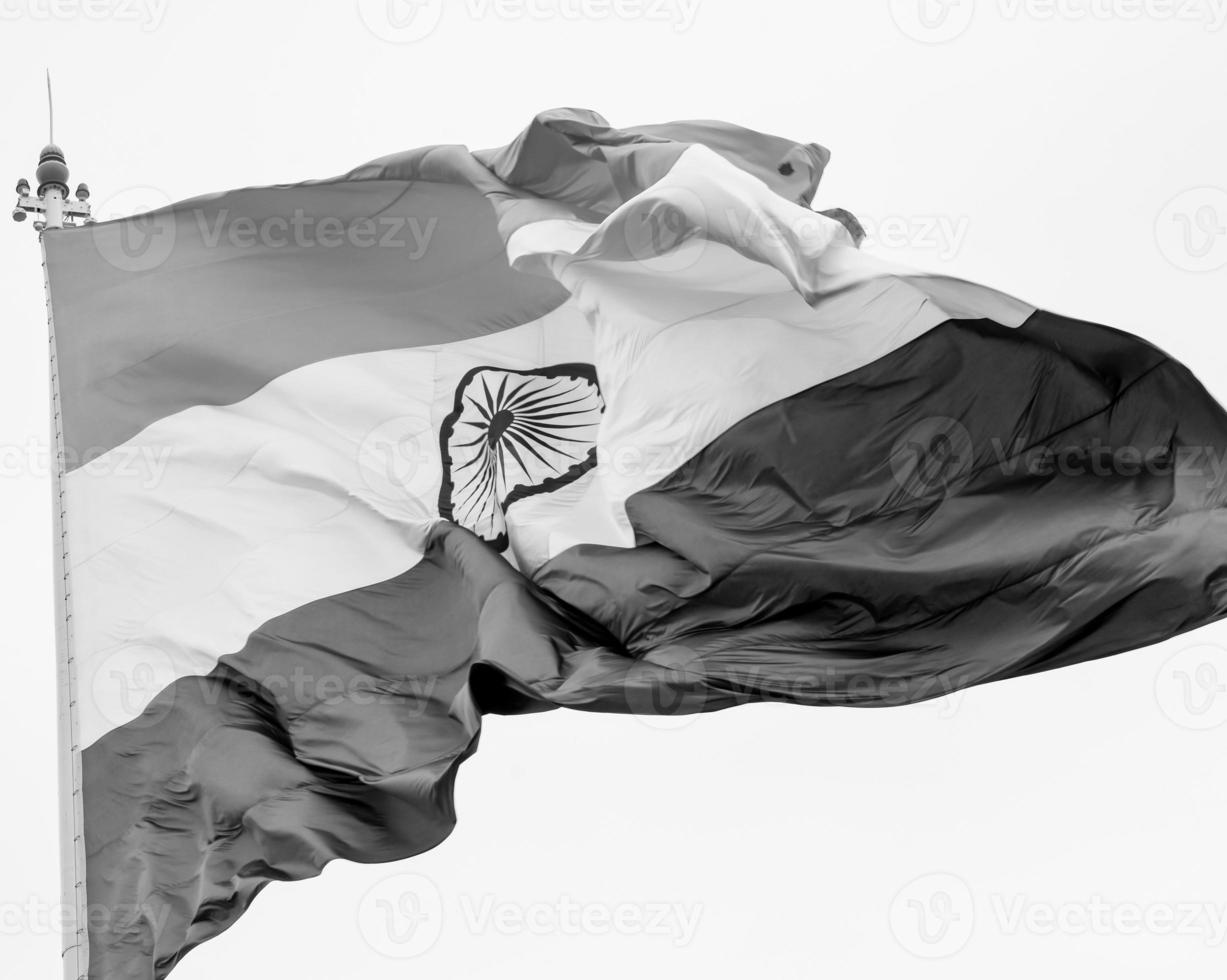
xmin=43 ymin=185 xmax=65 ymax=230
xmin=14 ymin=78 xmax=94 ymax=977
xmin=44 ymin=233 xmax=89 ymax=980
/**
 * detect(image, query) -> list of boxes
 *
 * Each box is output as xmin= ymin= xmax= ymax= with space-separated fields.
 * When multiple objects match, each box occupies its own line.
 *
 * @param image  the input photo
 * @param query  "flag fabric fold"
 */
xmin=41 ymin=108 xmax=1227 ymax=979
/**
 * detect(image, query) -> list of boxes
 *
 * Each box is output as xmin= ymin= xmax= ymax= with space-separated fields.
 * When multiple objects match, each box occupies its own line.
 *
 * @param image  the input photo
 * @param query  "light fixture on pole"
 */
xmin=13 ymin=71 xmax=92 ymax=230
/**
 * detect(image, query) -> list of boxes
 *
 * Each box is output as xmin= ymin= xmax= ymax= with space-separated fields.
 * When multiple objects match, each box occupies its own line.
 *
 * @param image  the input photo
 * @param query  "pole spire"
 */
xmin=13 ymin=71 xmax=91 ymax=230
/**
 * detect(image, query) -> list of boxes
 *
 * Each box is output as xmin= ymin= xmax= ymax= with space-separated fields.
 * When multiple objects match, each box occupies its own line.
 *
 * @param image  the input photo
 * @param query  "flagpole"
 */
xmin=14 ymin=74 xmax=94 ymax=980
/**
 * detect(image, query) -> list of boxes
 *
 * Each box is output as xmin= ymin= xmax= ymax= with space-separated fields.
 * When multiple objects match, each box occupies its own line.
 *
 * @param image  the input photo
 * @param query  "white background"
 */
xmin=3 ymin=1 xmax=1227 ymax=977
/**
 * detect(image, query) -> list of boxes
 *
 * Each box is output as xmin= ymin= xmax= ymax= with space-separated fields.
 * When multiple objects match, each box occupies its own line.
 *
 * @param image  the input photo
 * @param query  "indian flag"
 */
xmin=42 ymin=108 xmax=1227 ymax=979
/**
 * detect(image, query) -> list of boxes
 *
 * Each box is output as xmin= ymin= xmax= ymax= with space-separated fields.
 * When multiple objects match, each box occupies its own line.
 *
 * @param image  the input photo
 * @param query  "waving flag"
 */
xmin=43 ymin=108 xmax=1227 ymax=979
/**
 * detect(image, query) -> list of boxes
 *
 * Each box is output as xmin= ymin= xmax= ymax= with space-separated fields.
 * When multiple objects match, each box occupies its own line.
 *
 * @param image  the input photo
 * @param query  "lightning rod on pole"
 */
xmin=13 ymin=71 xmax=92 ymax=230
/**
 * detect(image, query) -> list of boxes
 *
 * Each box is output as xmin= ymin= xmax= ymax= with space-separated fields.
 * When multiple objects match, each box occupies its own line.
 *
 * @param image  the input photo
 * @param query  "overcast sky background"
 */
xmin=4 ymin=2 xmax=1227 ymax=977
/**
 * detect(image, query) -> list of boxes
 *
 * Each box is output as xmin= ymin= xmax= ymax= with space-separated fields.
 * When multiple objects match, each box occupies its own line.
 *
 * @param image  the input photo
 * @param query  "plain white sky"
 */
xmin=3 ymin=2 xmax=1227 ymax=977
